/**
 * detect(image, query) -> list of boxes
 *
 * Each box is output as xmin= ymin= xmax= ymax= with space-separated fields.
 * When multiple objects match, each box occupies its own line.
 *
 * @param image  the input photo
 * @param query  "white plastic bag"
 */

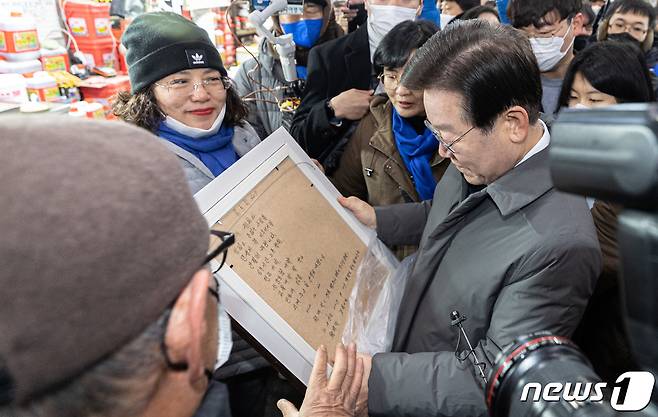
xmin=342 ymin=236 xmax=416 ymax=355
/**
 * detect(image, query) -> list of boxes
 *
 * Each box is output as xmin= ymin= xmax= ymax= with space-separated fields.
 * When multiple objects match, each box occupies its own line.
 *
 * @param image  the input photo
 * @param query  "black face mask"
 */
xmin=607 ymin=32 xmax=643 ymax=47
xmin=574 ymin=35 xmax=590 ymax=52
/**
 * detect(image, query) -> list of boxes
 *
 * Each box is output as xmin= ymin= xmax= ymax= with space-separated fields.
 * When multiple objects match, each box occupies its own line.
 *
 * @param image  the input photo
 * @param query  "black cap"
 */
xmin=0 ymin=116 xmax=209 ymax=405
xmin=122 ymin=11 xmax=227 ymax=93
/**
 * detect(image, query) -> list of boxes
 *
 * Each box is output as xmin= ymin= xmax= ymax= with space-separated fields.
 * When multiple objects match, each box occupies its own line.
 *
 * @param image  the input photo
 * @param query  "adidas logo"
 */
xmin=186 ymin=49 xmax=207 ymax=67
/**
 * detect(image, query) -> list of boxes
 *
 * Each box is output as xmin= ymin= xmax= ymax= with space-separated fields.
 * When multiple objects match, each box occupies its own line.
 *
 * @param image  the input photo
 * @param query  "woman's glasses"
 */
xmin=155 ymin=76 xmax=232 ymax=95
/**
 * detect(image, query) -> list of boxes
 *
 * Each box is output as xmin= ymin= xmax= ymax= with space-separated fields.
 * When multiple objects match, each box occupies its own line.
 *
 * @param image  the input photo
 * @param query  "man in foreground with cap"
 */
xmin=0 ymin=116 xmax=362 ymax=417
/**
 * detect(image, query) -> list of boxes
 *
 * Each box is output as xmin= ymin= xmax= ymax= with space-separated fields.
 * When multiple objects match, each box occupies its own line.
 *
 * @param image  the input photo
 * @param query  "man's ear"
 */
xmin=504 ymin=105 xmax=530 ymax=144
xmin=164 ymin=268 xmax=210 ymax=388
xmin=572 ymin=12 xmax=585 ymax=33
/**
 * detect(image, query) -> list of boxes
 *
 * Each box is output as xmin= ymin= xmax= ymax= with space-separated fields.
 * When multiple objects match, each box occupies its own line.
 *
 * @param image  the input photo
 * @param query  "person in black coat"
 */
xmin=290 ymin=0 xmax=422 ymax=172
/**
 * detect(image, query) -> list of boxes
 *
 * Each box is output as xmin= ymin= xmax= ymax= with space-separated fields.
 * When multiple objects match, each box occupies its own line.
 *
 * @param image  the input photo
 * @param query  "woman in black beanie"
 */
xmin=113 ymin=11 xmax=260 ymax=195
xmin=114 ymin=16 xmax=265 ymax=417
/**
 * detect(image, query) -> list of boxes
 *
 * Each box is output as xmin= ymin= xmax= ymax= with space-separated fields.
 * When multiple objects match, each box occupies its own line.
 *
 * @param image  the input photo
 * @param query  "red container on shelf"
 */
xmin=79 ymin=74 xmax=130 ymax=109
xmin=40 ymin=47 xmax=70 ymax=72
xmin=25 ymin=71 xmax=61 ymax=102
xmin=0 ymin=11 xmax=41 ymax=61
xmin=64 ymin=0 xmax=111 ymax=39
xmin=75 ymin=37 xmax=118 ymax=70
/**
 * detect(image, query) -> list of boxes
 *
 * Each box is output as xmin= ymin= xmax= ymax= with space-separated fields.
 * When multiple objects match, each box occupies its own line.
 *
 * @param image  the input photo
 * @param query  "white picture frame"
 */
xmin=194 ymin=127 xmax=377 ymax=386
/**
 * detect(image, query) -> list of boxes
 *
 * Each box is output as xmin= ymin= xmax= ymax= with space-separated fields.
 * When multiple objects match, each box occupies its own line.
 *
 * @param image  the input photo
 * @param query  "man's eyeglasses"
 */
xmin=205 ymin=229 xmax=235 ymax=270
xmin=522 ymin=17 xmax=572 ymax=42
xmin=609 ymin=19 xmax=648 ymax=38
xmin=154 ymin=76 xmax=231 ymax=95
xmin=424 ymin=120 xmax=475 ymax=155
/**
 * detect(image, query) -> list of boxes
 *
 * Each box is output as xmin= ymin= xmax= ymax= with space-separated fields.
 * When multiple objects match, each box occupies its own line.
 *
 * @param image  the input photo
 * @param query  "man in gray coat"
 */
xmin=340 ymin=21 xmax=601 ymax=417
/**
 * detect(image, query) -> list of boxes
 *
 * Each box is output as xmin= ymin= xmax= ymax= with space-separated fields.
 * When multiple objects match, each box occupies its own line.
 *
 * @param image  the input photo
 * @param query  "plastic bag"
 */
xmin=342 ymin=236 xmax=417 ymax=355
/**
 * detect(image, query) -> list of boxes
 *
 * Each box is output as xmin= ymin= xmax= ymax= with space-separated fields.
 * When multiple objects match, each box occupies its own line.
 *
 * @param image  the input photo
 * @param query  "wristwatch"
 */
xmin=325 ymin=99 xmax=343 ymax=127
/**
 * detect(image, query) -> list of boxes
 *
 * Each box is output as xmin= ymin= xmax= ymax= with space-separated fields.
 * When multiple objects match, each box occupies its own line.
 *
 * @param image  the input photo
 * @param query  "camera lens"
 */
xmin=486 ymin=332 xmax=614 ymax=417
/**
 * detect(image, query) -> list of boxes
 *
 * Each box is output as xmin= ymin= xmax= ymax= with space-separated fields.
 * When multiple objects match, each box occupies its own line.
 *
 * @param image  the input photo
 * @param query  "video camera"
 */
xmin=485 ymin=104 xmax=658 ymax=417
xmin=247 ymin=0 xmax=306 ymax=106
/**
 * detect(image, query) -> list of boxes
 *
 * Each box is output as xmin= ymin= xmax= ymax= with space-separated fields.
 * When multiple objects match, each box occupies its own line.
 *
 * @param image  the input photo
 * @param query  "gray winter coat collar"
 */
xmin=424 ymin=148 xmax=554 ymax=243
xmin=487 ymin=149 xmax=553 ymax=217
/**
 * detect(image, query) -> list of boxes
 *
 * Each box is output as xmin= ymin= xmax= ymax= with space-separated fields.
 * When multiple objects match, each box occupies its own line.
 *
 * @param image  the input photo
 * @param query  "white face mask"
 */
xmin=529 ymin=23 xmax=574 ymax=72
xmin=215 ymin=302 xmax=233 ymax=370
xmin=573 ymin=103 xmax=590 ymax=109
xmin=439 ymin=13 xmax=456 ymax=29
xmin=163 ymin=105 xmax=226 ymax=139
xmin=591 ymin=5 xmax=601 ymax=15
xmin=367 ymin=4 xmax=418 ymax=58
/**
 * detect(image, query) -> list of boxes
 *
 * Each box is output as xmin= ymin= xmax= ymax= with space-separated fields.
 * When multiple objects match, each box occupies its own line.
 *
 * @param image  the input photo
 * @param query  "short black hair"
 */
xmin=454 ymin=0 xmax=480 ymax=12
xmin=604 ymin=0 xmax=656 ymax=28
xmin=402 ymin=20 xmax=542 ymax=132
xmin=508 ymin=0 xmax=582 ymax=28
xmin=372 ymin=20 xmax=439 ymax=75
xmin=460 ymin=5 xmax=500 ymax=21
xmin=581 ymin=1 xmax=595 ymax=25
xmin=557 ymin=41 xmax=655 ymax=109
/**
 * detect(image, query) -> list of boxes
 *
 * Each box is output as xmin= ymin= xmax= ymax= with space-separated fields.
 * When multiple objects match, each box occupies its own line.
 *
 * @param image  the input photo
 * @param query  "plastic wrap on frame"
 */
xmin=342 ymin=235 xmax=416 ymax=355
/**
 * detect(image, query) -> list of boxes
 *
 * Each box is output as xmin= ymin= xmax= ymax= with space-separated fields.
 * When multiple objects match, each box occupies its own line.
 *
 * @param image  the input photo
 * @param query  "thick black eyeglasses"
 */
xmin=205 ymin=230 xmax=235 ymax=271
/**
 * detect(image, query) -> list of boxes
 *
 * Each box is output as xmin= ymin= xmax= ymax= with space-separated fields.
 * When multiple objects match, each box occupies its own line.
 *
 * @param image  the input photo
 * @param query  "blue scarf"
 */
xmin=157 ymin=122 xmax=237 ymax=177
xmin=296 ymin=65 xmax=308 ymax=80
xmin=392 ymin=108 xmax=439 ymax=200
